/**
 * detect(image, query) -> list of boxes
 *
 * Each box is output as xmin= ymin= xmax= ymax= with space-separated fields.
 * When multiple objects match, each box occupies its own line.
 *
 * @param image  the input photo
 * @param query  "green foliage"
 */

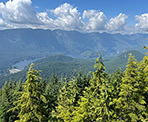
xmin=53 ymin=78 xmax=79 ymax=122
xmin=116 ymin=54 xmax=146 ymax=121
xmin=45 ymin=74 xmax=64 ymax=121
xmin=73 ymin=56 xmax=113 ymax=122
xmin=105 ymin=50 xmax=145 ymax=73
xmin=0 ymin=50 xmax=144 ymax=87
xmin=1 ymin=51 xmax=148 ymax=122
xmin=0 ymin=81 xmax=20 ymax=122
xmin=10 ymin=63 xmax=47 ymax=122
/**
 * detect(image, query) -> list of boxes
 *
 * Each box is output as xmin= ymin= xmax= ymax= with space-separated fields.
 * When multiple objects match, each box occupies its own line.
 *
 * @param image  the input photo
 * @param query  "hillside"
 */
xmin=0 ymin=50 xmax=145 ymax=87
xmin=0 ymin=28 xmax=147 ymax=73
xmin=105 ymin=50 xmax=145 ymax=72
xmin=0 ymin=55 xmax=94 ymax=87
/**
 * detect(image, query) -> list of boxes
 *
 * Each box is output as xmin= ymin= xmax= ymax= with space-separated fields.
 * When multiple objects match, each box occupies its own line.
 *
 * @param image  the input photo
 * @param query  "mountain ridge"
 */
xmin=0 ymin=28 xmax=147 ymax=72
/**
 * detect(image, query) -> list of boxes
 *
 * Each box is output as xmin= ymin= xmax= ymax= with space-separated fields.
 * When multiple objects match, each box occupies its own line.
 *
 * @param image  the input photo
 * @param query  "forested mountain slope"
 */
xmin=0 ymin=50 xmax=144 ymax=87
xmin=0 ymin=28 xmax=147 ymax=72
xmin=0 ymin=50 xmax=148 ymax=122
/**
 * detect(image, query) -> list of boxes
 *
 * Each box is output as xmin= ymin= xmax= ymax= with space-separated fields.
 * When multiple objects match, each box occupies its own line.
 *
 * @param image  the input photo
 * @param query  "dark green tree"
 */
xmin=0 ymin=81 xmax=18 ymax=122
xmin=109 ymin=69 xmax=123 ymax=120
xmin=45 ymin=74 xmax=64 ymax=121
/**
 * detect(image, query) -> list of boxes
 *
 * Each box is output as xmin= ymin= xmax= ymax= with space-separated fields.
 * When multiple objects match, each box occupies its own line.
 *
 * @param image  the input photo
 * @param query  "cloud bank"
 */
xmin=0 ymin=0 xmax=147 ymax=33
xmin=135 ymin=14 xmax=148 ymax=32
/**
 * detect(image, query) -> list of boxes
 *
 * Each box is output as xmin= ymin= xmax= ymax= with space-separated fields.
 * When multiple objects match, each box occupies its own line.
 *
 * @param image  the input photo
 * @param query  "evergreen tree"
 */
xmin=45 ymin=74 xmax=63 ymax=121
xmin=53 ymin=78 xmax=79 ymax=122
xmin=10 ymin=63 xmax=47 ymax=122
xmin=109 ymin=69 xmax=123 ymax=120
xmin=0 ymin=81 xmax=18 ymax=122
xmin=138 ymin=55 xmax=148 ymax=120
xmin=76 ymin=71 xmax=90 ymax=94
xmin=116 ymin=53 xmax=146 ymax=121
xmin=0 ymin=82 xmax=10 ymax=122
xmin=74 ymin=56 xmax=113 ymax=122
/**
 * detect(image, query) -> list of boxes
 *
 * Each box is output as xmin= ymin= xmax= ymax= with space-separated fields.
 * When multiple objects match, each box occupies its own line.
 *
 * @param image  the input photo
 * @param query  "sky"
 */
xmin=0 ymin=0 xmax=148 ymax=34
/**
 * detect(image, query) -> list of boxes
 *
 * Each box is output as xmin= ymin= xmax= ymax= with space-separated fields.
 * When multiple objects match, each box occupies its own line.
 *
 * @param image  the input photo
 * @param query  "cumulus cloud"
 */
xmin=135 ymin=13 xmax=148 ymax=31
xmin=83 ymin=10 xmax=107 ymax=31
xmin=0 ymin=18 xmax=5 ymax=26
xmin=0 ymin=1 xmax=143 ymax=33
xmin=0 ymin=0 xmax=40 ymax=24
xmin=50 ymin=3 xmax=84 ymax=31
xmin=0 ymin=18 xmax=10 ymax=28
xmin=36 ymin=12 xmax=55 ymax=29
xmin=0 ymin=18 xmax=16 ymax=29
xmin=106 ymin=13 xmax=128 ymax=31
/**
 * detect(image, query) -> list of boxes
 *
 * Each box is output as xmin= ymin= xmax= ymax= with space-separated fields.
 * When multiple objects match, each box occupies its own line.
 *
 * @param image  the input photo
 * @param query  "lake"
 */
xmin=12 ymin=59 xmax=38 ymax=70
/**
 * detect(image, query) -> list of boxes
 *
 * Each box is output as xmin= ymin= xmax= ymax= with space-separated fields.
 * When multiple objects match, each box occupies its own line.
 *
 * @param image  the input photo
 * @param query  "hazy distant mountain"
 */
xmin=0 ymin=28 xmax=147 ymax=71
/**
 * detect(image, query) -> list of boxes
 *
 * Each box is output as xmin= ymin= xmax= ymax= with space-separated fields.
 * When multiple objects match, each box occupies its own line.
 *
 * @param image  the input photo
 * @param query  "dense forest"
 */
xmin=1 ymin=49 xmax=148 ymax=122
xmin=0 ymin=50 xmax=144 ymax=88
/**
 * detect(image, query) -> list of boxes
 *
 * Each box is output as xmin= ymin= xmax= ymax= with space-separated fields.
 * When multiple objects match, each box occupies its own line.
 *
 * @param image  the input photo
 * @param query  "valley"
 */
xmin=0 ymin=50 xmax=145 ymax=87
xmin=0 ymin=28 xmax=147 ymax=75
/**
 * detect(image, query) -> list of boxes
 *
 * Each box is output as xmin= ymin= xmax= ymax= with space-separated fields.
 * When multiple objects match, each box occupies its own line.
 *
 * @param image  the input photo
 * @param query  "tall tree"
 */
xmin=74 ymin=56 xmax=113 ymax=122
xmin=0 ymin=81 xmax=19 ymax=122
xmin=116 ymin=53 xmax=146 ymax=121
xmin=53 ymin=78 xmax=79 ymax=122
xmin=45 ymin=74 xmax=63 ymax=121
xmin=138 ymin=55 xmax=148 ymax=120
xmin=109 ymin=69 xmax=123 ymax=120
xmin=10 ymin=63 xmax=47 ymax=122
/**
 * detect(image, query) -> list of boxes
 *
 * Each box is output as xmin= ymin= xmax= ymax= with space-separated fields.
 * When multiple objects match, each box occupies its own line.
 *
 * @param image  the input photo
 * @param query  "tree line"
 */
xmin=0 ymin=52 xmax=148 ymax=122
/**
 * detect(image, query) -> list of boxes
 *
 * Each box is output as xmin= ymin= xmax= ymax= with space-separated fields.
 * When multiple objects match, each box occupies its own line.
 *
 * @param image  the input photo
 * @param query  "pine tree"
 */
xmin=76 ymin=71 xmax=90 ymax=94
xmin=109 ymin=69 xmax=123 ymax=120
xmin=53 ymin=78 xmax=79 ymax=122
xmin=0 ymin=82 xmax=10 ymax=122
xmin=10 ymin=63 xmax=47 ymax=122
xmin=0 ymin=81 xmax=18 ymax=122
xmin=138 ymin=55 xmax=148 ymax=120
xmin=116 ymin=53 xmax=146 ymax=121
xmin=74 ymin=56 xmax=113 ymax=122
xmin=45 ymin=74 xmax=63 ymax=121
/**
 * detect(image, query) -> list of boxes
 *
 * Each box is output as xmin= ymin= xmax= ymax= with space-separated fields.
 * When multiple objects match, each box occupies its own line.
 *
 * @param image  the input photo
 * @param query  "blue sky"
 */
xmin=0 ymin=0 xmax=148 ymax=33
xmin=32 ymin=0 xmax=148 ymax=15
xmin=32 ymin=0 xmax=148 ymax=23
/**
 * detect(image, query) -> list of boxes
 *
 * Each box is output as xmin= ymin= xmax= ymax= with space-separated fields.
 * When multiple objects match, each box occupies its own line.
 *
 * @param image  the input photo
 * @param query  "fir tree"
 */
xmin=138 ymin=55 xmax=148 ymax=120
xmin=45 ymin=74 xmax=63 ymax=121
xmin=116 ymin=53 xmax=146 ymax=121
xmin=10 ymin=63 xmax=47 ymax=122
xmin=53 ymin=78 xmax=79 ymax=122
xmin=110 ymin=69 xmax=123 ymax=120
xmin=74 ymin=56 xmax=113 ymax=122
xmin=0 ymin=81 xmax=18 ymax=122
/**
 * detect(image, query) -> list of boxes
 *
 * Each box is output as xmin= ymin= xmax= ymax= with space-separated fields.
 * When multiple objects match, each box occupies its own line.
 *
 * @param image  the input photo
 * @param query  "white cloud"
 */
xmin=83 ymin=10 xmax=107 ymax=31
xmin=0 ymin=18 xmax=10 ymax=28
xmin=0 ymin=18 xmax=5 ymax=26
xmin=50 ymin=3 xmax=84 ymax=31
xmin=0 ymin=18 xmax=16 ymax=29
xmin=135 ymin=13 xmax=148 ymax=31
xmin=36 ymin=12 xmax=55 ymax=29
xmin=106 ymin=13 xmax=128 ymax=31
xmin=0 ymin=0 xmax=40 ymax=24
xmin=0 ymin=1 xmax=144 ymax=34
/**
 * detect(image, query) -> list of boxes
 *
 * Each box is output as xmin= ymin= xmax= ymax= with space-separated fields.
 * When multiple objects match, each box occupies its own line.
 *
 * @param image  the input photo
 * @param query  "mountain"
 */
xmin=0 ymin=50 xmax=145 ymax=87
xmin=0 ymin=55 xmax=95 ymax=87
xmin=105 ymin=50 xmax=145 ymax=72
xmin=0 ymin=28 xmax=147 ymax=72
